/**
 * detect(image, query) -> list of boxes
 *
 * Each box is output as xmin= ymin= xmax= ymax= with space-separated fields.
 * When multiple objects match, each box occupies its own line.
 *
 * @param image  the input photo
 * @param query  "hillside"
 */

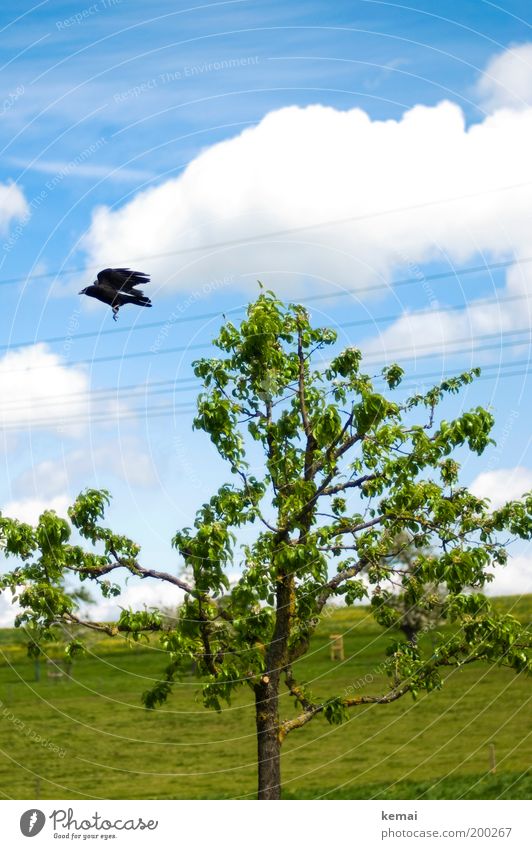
xmin=0 ymin=597 xmax=529 ymax=799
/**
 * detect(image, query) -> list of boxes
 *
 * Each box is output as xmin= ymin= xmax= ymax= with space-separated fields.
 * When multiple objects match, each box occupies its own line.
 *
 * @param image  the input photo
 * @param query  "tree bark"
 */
xmin=400 ymin=623 xmax=418 ymax=645
xmin=255 ymin=680 xmax=281 ymax=800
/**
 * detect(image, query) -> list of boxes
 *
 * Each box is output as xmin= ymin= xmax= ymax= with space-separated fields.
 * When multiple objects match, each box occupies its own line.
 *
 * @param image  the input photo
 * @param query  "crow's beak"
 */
xmin=78 ymin=289 xmax=85 ymax=294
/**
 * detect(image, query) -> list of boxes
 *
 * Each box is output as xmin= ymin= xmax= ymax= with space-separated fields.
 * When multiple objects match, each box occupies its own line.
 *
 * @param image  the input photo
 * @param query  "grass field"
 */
xmin=0 ymin=596 xmax=529 ymax=800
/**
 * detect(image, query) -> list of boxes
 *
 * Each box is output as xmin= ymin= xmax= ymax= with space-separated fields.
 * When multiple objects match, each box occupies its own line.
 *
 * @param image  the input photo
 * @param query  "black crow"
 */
xmin=79 ymin=268 xmax=152 ymax=321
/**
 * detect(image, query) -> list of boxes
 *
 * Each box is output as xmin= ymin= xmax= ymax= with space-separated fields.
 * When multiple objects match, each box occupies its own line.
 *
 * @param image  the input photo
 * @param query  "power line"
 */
xmin=6 ymin=320 xmax=531 ymax=375
xmin=0 ymin=305 xmax=245 ymax=352
xmin=3 ymin=279 xmax=532 ymax=354
xmin=387 ymin=367 xmax=531 ymax=388
xmin=2 ymin=357 xmax=530 ymax=419
xmin=0 ymin=403 xmax=196 ymax=431
xmin=2 ymin=365 xmax=530 ymax=432
xmin=5 ymin=341 xmax=208 ymax=373
xmin=339 ymin=292 xmax=532 ymax=329
xmin=302 ymin=258 xmax=532 ymax=303
xmin=2 ymin=178 xmax=532 ymax=287
xmin=470 ymin=368 xmax=531 ymax=382
xmin=379 ymin=368 xmax=531 ymax=393
xmin=363 ymin=327 xmax=531 ymax=362
xmin=397 ymin=358 xmax=532 ymax=383
xmin=0 ymin=382 xmax=198 ymax=415
xmin=0 ymin=376 xmax=195 ymax=403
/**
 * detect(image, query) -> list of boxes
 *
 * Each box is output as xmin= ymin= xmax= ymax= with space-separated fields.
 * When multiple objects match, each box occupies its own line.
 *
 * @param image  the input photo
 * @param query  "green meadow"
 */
xmin=0 ymin=596 xmax=529 ymax=800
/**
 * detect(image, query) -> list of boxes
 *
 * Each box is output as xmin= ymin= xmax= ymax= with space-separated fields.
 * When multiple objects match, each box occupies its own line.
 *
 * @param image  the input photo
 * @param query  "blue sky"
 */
xmin=1 ymin=0 xmax=531 ymax=619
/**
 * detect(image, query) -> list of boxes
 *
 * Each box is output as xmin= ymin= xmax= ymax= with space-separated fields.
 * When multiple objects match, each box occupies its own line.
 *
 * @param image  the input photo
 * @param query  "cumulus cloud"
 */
xmin=476 ymin=42 xmax=532 ymax=112
xmin=10 ymin=459 xmax=70 ymax=501
xmin=0 ymin=578 xmax=186 ymax=628
xmin=98 ymin=439 xmax=157 ymax=488
xmin=359 ymin=282 xmax=531 ymax=363
xmin=80 ymin=46 xmax=532 ymax=362
xmin=0 ymin=344 xmax=88 ymax=435
xmin=470 ymin=466 xmax=532 ymax=509
xmin=82 ymin=77 xmax=532 ymax=299
xmin=2 ymin=494 xmax=70 ymax=524
xmin=12 ymin=438 xmax=158 ymax=499
xmin=0 ymin=344 xmax=130 ymax=436
xmin=81 ymin=580 xmax=185 ymax=622
xmin=0 ymin=591 xmax=21 ymax=628
xmin=483 ymin=554 xmax=531 ymax=597
xmin=0 ymin=180 xmax=28 ymax=234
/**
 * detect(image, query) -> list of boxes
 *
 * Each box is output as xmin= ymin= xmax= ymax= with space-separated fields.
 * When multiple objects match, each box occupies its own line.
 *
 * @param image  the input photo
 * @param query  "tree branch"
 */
xmin=281 ymin=627 xmax=527 ymax=742
xmin=284 ymin=666 xmax=315 ymax=711
xmin=309 ymin=401 xmax=358 ymax=480
xmin=108 ymin=548 xmax=195 ymax=594
xmin=70 ymin=562 xmax=119 ymax=578
xmin=297 ymin=328 xmax=311 ymax=440
xmin=279 ymin=684 xmax=411 ymax=741
xmin=198 ymin=598 xmax=219 ymax=677
xmin=331 ymin=514 xmax=388 ymax=537
xmin=63 ymin=611 xmax=165 ymax=636
xmin=316 ymin=559 xmax=366 ymax=611
xmin=297 ymin=327 xmax=317 ymax=482
xmin=234 ymin=467 xmax=280 ymax=533
xmin=62 ymin=612 xmax=119 ymax=636
xmin=320 ymin=474 xmax=378 ymax=497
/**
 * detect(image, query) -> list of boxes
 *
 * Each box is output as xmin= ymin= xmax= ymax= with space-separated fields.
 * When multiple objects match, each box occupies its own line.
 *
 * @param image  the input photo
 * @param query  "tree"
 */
xmin=1 ymin=290 xmax=531 ymax=800
xmin=379 ymin=531 xmax=446 ymax=645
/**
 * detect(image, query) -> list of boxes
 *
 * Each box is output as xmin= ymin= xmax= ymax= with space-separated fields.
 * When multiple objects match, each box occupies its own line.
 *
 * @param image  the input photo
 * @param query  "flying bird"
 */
xmin=79 ymin=268 xmax=152 ymax=321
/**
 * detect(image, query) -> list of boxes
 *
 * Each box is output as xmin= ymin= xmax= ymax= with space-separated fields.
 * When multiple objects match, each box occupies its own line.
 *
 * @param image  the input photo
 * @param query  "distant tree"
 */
xmin=1 ymin=291 xmax=531 ymax=800
xmin=380 ymin=531 xmax=446 ymax=645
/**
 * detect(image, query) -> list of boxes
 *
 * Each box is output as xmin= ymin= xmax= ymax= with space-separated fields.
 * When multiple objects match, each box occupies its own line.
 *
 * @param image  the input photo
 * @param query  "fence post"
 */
xmin=489 ymin=742 xmax=496 ymax=774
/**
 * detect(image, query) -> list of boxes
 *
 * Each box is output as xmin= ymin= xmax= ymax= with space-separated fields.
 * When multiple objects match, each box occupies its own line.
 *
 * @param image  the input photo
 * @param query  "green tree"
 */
xmin=1 ymin=291 xmax=531 ymax=800
xmin=379 ymin=531 xmax=446 ymax=645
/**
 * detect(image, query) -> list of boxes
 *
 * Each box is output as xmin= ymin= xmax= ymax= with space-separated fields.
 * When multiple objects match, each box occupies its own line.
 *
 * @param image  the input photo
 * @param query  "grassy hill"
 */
xmin=0 ymin=596 xmax=529 ymax=800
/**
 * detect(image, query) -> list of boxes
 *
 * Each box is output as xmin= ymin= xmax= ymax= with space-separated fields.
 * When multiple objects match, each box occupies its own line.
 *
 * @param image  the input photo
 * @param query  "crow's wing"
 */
xmin=96 ymin=268 xmax=150 ymax=295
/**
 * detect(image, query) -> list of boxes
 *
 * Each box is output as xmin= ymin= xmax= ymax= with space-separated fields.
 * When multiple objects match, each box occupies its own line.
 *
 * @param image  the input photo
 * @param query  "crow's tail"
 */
xmin=128 ymin=294 xmax=152 ymax=307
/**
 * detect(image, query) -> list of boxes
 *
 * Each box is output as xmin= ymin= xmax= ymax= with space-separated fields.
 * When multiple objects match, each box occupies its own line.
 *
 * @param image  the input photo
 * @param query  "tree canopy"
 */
xmin=1 ymin=290 xmax=530 ymax=798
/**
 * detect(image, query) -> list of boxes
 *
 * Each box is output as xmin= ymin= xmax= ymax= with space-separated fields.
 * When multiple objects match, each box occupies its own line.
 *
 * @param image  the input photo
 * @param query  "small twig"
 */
xmin=63 ymin=612 xmax=119 ymax=636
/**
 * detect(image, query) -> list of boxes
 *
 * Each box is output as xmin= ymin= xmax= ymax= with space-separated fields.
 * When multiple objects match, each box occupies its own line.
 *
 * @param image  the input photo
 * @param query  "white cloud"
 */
xmin=0 ymin=180 xmax=28 ymax=234
xmin=476 ymin=42 xmax=532 ymax=112
xmin=0 ymin=590 xmax=22 ymax=627
xmin=2 ymin=494 xmax=70 ymax=524
xmin=470 ymin=466 xmax=532 ymax=509
xmin=359 ymin=286 xmax=530 ymax=363
xmin=0 ymin=344 xmax=88 ymax=436
xmin=11 ymin=459 xmax=70 ymax=501
xmin=12 ymin=438 xmax=158 ymax=498
xmin=82 ymin=85 xmax=532 ymax=303
xmin=483 ymin=553 xmax=531 ymax=597
xmin=0 ymin=577 xmax=186 ymax=627
xmin=81 ymin=580 xmax=185 ymax=622
xmin=83 ymin=571 xmax=243 ymax=623
xmin=0 ymin=344 xmax=131 ymax=436
xmin=0 ymin=578 xmax=167 ymax=629
xmin=79 ymin=48 xmax=532 ymax=365
xmin=101 ymin=439 xmax=157 ymax=488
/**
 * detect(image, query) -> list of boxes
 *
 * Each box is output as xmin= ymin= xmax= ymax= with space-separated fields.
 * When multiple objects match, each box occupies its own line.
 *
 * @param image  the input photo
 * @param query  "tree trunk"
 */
xmin=255 ymin=680 xmax=281 ymax=800
xmin=401 ymin=623 xmax=418 ymax=645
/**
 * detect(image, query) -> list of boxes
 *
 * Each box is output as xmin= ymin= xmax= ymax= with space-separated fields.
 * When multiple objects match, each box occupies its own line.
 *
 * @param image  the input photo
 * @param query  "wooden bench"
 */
xmin=45 ymin=660 xmax=72 ymax=681
xmin=329 ymin=634 xmax=344 ymax=661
